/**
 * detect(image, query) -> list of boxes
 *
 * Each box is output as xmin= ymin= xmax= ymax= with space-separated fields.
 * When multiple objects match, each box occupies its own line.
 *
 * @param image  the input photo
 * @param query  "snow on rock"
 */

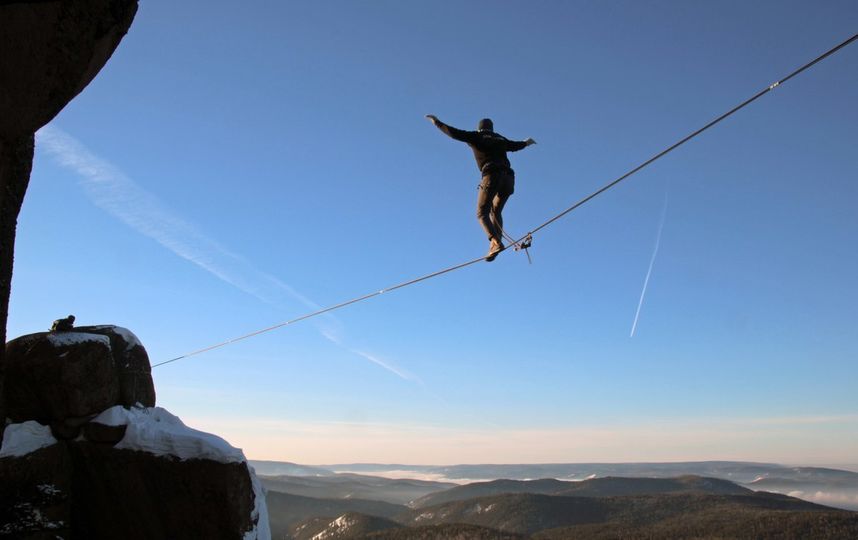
xmin=244 ymin=465 xmax=271 ymax=540
xmin=93 ymin=406 xmax=245 ymax=463
xmin=0 ymin=421 xmax=57 ymax=458
xmin=86 ymin=325 xmax=143 ymax=351
xmin=46 ymin=332 xmax=110 ymax=348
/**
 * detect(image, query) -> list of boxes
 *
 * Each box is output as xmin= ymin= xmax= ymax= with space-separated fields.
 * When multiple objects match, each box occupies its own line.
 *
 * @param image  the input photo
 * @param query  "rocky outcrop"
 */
xmin=4 ymin=326 xmax=155 ymax=429
xmin=0 ymin=0 xmax=138 ymax=410
xmin=1 ymin=326 xmax=270 ymax=539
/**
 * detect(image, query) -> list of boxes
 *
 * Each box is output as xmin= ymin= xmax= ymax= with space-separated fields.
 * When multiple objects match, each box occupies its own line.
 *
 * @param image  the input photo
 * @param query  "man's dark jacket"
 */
xmin=433 ymin=121 xmax=528 ymax=176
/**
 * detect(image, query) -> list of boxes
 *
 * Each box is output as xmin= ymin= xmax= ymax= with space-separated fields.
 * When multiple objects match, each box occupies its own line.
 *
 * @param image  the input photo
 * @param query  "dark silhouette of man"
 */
xmin=426 ymin=115 xmax=536 ymax=261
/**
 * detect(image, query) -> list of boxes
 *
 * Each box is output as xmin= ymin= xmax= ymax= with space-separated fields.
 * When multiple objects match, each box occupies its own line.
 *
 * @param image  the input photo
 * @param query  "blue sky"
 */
xmin=10 ymin=1 xmax=858 ymax=464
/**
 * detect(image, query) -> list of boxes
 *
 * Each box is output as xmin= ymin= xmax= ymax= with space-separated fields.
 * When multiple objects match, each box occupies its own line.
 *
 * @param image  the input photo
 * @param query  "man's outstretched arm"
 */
xmin=425 ymin=114 xmax=474 ymax=143
xmin=506 ymin=137 xmax=537 ymax=152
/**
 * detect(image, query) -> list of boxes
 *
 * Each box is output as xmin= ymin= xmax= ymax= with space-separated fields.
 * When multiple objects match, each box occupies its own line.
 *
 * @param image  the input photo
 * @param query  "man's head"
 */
xmin=477 ymin=118 xmax=494 ymax=132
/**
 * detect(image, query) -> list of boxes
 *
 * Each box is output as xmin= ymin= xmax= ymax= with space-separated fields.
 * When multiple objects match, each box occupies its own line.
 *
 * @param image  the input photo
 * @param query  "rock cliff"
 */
xmin=1 ymin=325 xmax=270 ymax=539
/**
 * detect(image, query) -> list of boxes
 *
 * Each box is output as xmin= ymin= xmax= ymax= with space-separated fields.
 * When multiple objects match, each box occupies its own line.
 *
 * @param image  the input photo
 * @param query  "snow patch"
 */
xmin=46 ymin=332 xmax=110 ymax=348
xmin=312 ymin=514 xmax=356 ymax=540
xmin=0 ymin=421 xmax=57 ymax=458
xmin=74 ymin=325 xmax=143 ymax=351
xmin=93 ymin=406 xmax=245 ymax=463
xmin=478 ymin=503 xmax=496 ymax=514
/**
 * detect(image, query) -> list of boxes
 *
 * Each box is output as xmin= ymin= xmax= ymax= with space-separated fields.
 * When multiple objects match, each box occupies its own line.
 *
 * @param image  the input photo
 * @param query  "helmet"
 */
xmin=477 ymin=118 xmax=494 ymax=132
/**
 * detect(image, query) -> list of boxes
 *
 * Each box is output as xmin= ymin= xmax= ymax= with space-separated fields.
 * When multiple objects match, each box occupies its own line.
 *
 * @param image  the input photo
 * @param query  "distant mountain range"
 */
xmin=250 ymin=459 xmax=858 ymax=511
xmin=410 ymin=475 xmax=751 ymax=508
xmin=260 ymin=470 xmax=858 ymax=539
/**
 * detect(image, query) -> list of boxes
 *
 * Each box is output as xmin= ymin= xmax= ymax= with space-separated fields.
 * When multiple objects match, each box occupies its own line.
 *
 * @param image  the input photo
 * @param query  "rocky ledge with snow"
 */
xmin=0 ymin=324 xmax=269 ymax=540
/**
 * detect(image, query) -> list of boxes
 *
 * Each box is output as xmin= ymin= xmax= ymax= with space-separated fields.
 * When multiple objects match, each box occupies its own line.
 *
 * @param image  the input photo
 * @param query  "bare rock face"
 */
xmin=3 ymin=326 xmax=155 ymax=425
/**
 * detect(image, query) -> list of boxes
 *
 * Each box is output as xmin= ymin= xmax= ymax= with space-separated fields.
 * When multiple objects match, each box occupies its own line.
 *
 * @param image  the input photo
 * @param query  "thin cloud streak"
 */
xmin=320 ymin=328 xmax=415 ymax=382
xmin=37 ymin=125 xmax=416 ymax=382
xmin=37 ymin=125 xmax=278 ymax=305
xmin=630 ymin=192 xmax=668 ymax=337
xmin=352 ymin=349 xmax=419 ymax=382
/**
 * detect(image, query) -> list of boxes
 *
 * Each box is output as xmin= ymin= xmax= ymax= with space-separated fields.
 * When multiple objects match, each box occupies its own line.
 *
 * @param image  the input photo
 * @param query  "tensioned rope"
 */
xmin=153 ymin=33 xmax=858 ymax=369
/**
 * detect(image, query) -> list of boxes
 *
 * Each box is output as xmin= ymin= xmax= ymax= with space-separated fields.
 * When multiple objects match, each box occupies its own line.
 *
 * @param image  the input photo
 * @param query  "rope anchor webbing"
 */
xmin=154 ymin=32 xmax=858 ymax=369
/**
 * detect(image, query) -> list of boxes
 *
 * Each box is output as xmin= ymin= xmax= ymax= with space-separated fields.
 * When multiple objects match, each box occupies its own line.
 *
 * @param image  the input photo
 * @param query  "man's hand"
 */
xmin=525 ymin=138 xmax=537 ymax=146
xmin=425 ymin=114 xmax=440 ymax=125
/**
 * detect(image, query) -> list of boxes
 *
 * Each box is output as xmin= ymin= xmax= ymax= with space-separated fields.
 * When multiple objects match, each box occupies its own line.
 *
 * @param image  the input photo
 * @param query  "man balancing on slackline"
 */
xmin=426 ymin=115 xmax=536 ymax=261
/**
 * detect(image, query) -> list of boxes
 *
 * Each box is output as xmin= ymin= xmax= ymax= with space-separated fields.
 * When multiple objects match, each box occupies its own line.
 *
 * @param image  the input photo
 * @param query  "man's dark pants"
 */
xmin=477 ymin=170 xmax=514 ymax=243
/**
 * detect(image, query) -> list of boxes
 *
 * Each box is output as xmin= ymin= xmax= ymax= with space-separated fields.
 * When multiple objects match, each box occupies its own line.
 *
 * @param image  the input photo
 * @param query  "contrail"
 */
xmin=36 ymin=124 xmax=416 ymax=381
xmin=630 ymin=193 xmax=668 ymax=338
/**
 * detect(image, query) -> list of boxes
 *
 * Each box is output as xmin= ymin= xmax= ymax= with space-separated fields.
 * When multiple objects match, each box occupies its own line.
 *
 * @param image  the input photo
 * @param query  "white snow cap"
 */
xmin=87 ymin=325 xmax=143 ymax=351
xmin=0 ymin=421 xmax=58 ymax=458
xmin=46 ymin=332 xmax=110 ymax=348
xmin=93 ymin=406 xmax=245 ymax=463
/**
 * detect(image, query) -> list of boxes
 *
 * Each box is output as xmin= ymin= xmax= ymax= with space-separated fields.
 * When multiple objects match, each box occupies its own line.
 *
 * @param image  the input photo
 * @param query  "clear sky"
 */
xmin=9 ymin=1 xmax=858 ymax=465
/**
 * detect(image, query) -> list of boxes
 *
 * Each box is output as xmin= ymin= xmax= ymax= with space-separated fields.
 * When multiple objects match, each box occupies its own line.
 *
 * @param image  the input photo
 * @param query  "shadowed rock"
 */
xmin=0 ymin=443 xmax=258 ymax=539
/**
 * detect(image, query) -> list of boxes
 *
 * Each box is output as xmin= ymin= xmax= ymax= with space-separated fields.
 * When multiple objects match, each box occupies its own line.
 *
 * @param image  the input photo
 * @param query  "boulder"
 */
xmin=4 ymin=332 xmax=119 ymax=424
xmin=3 ymin=325 xmax=156 ymax=425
